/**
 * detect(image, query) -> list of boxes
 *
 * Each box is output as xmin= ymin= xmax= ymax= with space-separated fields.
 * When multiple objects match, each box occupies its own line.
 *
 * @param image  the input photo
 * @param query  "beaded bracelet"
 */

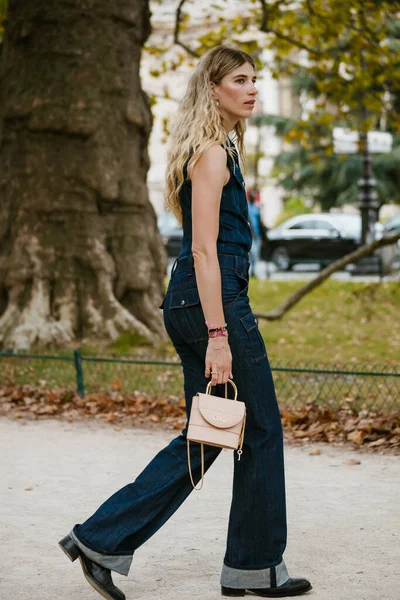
xmin=205 ymin=320 xmax=228 ymax=339
xmin=209 ymin=329 xmax=228 ymax=338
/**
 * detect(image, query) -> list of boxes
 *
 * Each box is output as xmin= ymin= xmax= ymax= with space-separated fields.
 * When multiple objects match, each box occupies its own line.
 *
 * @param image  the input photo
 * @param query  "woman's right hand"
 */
xmin=205 ymin=337 xmax=233 ymax=386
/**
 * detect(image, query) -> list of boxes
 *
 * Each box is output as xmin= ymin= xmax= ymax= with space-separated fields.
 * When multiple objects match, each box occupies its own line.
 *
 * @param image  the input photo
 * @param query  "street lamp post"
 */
xmin=333 ymin=127 xmax=392 ymax=240
xmin=333 ymin=126 xmax=392 ymax=274
xmin=358 ymin=131 xmax=379 ymax=245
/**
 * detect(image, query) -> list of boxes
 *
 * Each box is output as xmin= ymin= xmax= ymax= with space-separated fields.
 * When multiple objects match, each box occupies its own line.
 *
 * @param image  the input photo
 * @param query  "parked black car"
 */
xmin=382 ymin=212 xmax=400 ymax=262
xmin=157 ymin=211 xmax=183 ymax=258
xmin=158 ymin=210 xmax=392 ymax=271
xmin=263 ymin=213 xmax=383 ymax=271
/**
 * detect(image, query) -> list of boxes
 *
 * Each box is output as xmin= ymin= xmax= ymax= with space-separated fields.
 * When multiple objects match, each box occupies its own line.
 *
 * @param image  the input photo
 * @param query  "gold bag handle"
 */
xmin=205 ymin=378 xmax=238 ymax=400
xmin=187 ymin=378 xmax=244 ymax=491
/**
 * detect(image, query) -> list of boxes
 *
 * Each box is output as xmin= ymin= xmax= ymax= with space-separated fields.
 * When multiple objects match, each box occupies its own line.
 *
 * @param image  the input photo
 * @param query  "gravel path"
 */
xmin=1 ymin=418 xmax=399 ymax=600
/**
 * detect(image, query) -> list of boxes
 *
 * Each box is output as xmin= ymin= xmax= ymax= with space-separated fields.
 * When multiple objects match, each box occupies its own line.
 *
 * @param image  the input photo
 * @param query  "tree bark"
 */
xmin=0 ymin=0 xmax=168 ymax=350
xmin=256 ymin=232 xmax=400 ymax=322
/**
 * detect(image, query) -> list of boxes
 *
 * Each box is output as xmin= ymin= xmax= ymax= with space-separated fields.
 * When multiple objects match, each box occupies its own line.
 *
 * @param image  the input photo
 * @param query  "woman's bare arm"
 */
xmin=191 ymin=144 xmax=230 ymax=329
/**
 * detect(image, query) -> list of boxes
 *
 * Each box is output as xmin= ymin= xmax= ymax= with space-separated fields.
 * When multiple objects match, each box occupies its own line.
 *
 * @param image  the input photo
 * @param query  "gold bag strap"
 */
xmin=187 ymin=380 xmax=246 ymax=491
xmin=187 ymin=439 xmax=205 ymax=491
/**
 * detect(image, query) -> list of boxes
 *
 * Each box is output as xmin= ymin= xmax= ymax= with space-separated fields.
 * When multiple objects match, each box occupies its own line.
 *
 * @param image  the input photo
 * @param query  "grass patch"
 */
xmin=249 ymin=279 xmax=400 ymax=365
xmin=109 ymin=331 xmax=152 ymax=353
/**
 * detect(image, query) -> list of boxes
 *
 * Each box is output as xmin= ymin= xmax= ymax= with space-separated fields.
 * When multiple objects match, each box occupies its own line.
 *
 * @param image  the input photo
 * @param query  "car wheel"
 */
xmin=271 ymin=246 xmax=291 ymax=271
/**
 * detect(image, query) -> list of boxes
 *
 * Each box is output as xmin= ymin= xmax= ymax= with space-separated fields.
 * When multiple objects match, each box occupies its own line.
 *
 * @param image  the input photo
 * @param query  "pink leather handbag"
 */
xmin=187 ymin=379 xmax=246 ymax=490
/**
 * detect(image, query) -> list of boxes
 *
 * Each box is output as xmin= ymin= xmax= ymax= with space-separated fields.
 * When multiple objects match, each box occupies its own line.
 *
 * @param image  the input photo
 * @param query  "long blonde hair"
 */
xmin=164 ymin=45 xmax=255 ymax=225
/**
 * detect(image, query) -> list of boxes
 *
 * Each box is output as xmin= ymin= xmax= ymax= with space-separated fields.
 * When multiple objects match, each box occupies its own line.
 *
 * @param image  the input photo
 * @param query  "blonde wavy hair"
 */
xmin=164 ymin=45 xmax=255 ymax=225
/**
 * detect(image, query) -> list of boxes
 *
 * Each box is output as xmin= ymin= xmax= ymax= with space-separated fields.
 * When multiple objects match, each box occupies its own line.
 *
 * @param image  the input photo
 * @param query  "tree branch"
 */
xmin=255 ymin=232 xmax=400 ymax=322
xmin=259 ymin=0 xmax=324 ymax=55
xmin=174 ymin=0 xmax=200 ymax=58
xmin=258 ymin=0 xmax=351 ymax=58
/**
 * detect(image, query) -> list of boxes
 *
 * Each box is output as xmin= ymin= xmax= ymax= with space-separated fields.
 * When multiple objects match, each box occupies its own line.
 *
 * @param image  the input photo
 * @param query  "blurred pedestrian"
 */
xmin=58 ymin=45 xmax=312 ymax=600
xmin=247 ymin=189 xmax=262 ymax=277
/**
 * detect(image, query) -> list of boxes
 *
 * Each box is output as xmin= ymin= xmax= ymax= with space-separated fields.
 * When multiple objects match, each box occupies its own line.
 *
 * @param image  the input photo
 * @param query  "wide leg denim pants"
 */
xmin=70 ymin=253 xmax=289 ymax=588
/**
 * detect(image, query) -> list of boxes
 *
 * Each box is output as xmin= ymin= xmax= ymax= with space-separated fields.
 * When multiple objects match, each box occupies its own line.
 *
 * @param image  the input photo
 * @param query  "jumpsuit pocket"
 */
xmin=169 ymin=287 xmax=208 ymax=343
xmin=170 ymin=288 xmax=200 ymax=309
xmin=240 ymin=311 xmax=267 ymax=363
xmin=221 ymin=267 xmax=249 ymax=308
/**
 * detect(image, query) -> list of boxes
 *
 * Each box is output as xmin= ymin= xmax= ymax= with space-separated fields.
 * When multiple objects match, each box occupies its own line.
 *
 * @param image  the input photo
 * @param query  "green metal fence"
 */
xmin=0 ymin=350 xmax=398 ymax=414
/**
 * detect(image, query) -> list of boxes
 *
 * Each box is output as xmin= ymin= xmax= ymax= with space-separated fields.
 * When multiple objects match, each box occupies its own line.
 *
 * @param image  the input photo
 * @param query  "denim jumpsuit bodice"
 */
xmin=178 ymin=140 xmax=253 ymax=259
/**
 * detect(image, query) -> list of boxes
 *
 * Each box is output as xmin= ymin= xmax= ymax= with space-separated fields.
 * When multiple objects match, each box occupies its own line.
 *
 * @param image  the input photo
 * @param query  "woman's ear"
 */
xmin=210 ymin=82 xmax=218 ymax=101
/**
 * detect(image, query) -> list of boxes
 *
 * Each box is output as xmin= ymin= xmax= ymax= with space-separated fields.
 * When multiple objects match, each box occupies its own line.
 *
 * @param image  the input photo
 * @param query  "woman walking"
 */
xmin=59 ymin=45 xmax=312 ymax=599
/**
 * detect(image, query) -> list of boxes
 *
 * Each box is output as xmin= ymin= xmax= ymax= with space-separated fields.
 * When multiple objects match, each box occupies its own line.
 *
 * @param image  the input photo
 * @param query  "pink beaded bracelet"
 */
xmin=208 ymin=329 xmax=228 ymax=338
xmin=205 ymin=320 xmax=228 ymax=338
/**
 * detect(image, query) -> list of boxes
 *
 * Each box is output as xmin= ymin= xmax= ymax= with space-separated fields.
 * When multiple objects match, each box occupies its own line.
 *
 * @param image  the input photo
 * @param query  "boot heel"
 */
xmin=221 ymin=586 xmax=246 ymax=597
xmin=58 ymin=534 xmax=80 ymax=562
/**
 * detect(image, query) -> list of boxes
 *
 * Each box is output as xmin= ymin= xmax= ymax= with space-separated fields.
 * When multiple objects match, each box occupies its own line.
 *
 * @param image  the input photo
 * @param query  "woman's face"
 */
xmin=212 ymin=62 xmax=258 ymax=124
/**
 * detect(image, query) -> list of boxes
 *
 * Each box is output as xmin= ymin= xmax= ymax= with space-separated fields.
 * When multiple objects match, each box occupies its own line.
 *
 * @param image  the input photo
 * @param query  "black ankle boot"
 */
xmin=221 ymin=577 xmax=312 ymax=597
xmin=59 ymin=534 xmax=126 ymax=600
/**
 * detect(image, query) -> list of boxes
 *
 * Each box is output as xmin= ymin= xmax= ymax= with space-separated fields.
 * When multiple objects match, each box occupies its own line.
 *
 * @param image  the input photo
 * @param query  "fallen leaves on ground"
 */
xmin=0 ymin=385 xmax=398 ymax=454
xmin=280 ymin=404 xmax=400 ymax=453
xmin=0 ymin=385 xmax=187 ymax=430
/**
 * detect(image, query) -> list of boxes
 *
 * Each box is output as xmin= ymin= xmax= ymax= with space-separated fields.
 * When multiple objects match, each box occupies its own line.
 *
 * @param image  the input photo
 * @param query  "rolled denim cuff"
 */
xmin=220 ymin=559 xmax=289 ymax=589
xmin=69 ymin=529 xmax=133 ymax=577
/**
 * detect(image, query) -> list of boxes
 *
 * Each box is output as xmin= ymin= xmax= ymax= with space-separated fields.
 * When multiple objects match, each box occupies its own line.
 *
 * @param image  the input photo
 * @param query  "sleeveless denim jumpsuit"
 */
xmin=69 ymin=139 xmax=290 ymax=589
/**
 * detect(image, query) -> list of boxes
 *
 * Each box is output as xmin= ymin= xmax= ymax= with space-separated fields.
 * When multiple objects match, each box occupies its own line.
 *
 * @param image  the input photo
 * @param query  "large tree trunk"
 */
xmin=0 ymin=0 xmax=168 ymax=350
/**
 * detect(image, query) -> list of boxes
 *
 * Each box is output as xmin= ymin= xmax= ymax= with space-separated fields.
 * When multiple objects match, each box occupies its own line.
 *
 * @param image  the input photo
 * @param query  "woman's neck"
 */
xmin=221 ymin=111 xmax=239 ymax=134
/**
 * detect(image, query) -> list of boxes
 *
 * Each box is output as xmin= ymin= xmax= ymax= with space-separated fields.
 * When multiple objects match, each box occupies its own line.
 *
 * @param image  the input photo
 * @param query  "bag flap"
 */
xmin=197 ymin=393 xmax=245 ymax=429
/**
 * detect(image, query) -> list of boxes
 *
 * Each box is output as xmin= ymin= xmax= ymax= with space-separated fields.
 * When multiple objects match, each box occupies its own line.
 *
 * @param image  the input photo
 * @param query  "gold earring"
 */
xmin=215 ymin=99 xmax=220 ymax=107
